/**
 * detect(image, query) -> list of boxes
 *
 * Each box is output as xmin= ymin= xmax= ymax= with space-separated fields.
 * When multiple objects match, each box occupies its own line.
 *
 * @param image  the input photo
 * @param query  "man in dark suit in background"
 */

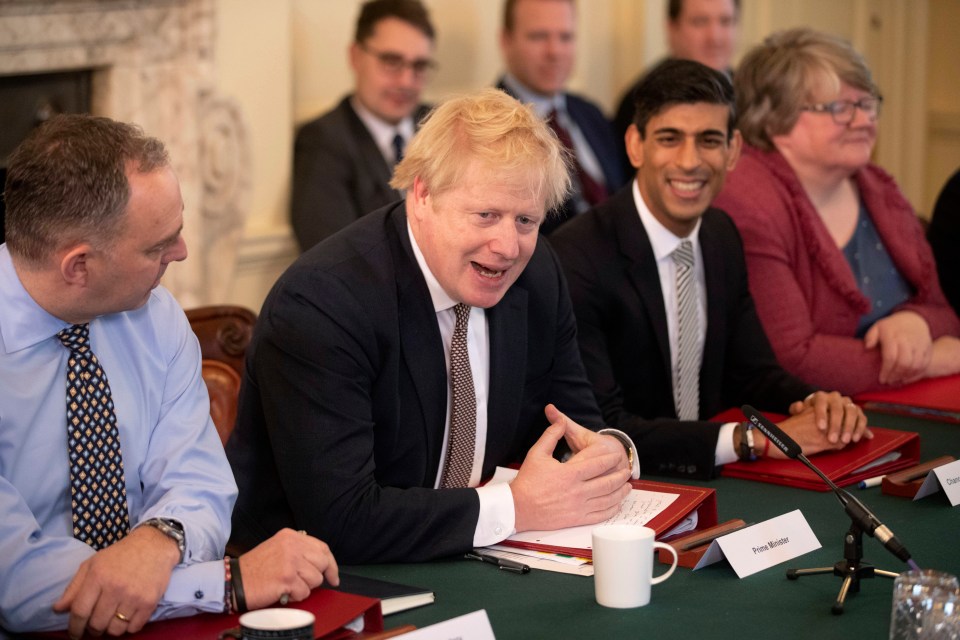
xmin=227 ymin=88 xmax=638 ymax=565
xmin=612 ymin=0 xmax=740 ymax=177
xmin=552 ymin=60 xmax=868 ymax=480
xmin=497 ymin=0 xmax=626 ymax=234
xmin=291 ymin=0 xmax=435 ymax=251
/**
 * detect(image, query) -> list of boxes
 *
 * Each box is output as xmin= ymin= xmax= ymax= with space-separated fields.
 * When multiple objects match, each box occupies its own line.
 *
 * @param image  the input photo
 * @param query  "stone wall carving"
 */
xmin=0 ymin=0 xmax=249 ymax=307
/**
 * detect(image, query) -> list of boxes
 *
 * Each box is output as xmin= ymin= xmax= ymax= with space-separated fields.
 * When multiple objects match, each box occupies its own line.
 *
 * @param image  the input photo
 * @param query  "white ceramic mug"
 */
xmin=219 ymin=608 xmax=315 ymax=640
xmin=592 ymin=524 xmax=679 ymax=608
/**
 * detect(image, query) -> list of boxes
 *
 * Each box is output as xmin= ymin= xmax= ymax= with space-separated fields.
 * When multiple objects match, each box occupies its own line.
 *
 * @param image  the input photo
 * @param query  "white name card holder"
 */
xmin=692 ymin=510 xmax=821 ymax=578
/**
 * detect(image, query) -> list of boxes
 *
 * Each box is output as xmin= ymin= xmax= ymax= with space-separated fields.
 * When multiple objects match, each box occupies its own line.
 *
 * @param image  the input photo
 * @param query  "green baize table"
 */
xmin=346 ymin=412 xmax=959 ymax=640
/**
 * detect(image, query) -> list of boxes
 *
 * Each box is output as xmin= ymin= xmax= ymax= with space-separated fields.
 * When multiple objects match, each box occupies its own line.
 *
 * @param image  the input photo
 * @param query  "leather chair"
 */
xmin=185 ymin=305 xmax=257 ymax=446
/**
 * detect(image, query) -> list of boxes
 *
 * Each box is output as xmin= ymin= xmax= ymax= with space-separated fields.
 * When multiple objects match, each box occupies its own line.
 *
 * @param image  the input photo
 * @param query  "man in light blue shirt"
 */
xmin=0 ymin=115 xmax=338 ymax=637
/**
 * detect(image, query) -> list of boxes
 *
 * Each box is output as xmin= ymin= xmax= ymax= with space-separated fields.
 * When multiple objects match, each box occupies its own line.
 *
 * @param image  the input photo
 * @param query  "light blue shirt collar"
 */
xmin=501 ymin=73 xmax=567 ymax=119
xmin=0 ymin=244 xmax=70 ymax=355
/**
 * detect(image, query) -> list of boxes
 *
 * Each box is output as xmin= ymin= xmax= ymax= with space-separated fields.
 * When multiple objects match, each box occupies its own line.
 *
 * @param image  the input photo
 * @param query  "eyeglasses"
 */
xmin=800 ymin=96 xmax=883 ymax=124
xmin=360 ymin=44 xmax=437 ymax=79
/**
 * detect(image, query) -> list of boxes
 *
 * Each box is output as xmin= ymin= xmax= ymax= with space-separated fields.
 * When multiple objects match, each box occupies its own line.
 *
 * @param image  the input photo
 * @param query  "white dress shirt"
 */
xmin=407 ymin=222 xmax=641 ymax=546
xmin=351 ymin=97 xmax=416 ymax=166
xmin=632 ymin=181 xmax=739 ymax=465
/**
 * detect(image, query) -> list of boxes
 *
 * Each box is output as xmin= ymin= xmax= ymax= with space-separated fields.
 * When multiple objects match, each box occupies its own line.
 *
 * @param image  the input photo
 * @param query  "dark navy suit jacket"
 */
xmin=497 ymin=79 xmax=627 ymax=234
xmin=227 ymin=202 xmax=602 ymax=563
xmin=551 ymin=187 xmax=814 ymax=479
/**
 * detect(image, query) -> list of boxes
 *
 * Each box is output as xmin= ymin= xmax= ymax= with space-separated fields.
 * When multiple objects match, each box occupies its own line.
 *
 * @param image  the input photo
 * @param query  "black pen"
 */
xmin=465 ymin=549 xmax=530 ymax=574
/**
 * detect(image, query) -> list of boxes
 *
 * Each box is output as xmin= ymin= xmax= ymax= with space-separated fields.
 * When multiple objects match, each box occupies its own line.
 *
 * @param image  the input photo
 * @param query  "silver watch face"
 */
xmin=145 ymin=518 xmax=186 ymax=560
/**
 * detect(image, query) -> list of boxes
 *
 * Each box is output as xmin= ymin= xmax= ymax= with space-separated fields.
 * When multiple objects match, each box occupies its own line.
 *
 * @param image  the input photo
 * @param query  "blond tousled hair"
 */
xmin=390 ymin=87 xmax=571 ymax=213
xmin=734 ymin=27 xmax=879 ymax=151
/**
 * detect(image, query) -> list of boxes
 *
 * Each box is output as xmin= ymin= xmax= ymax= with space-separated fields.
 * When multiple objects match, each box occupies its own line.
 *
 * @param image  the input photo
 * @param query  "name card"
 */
xmin=693 ymin=510 xmax=820 ymax=578
xmin=394 ymin=610 xmax=495 ymax=640
xmin=915 ymin=459 xmax=960 ymax=506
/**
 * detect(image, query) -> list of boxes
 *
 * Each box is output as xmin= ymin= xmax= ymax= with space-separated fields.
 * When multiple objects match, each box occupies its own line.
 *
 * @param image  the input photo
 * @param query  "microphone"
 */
xmin=741 ymin=405 xmax=914 ymax=565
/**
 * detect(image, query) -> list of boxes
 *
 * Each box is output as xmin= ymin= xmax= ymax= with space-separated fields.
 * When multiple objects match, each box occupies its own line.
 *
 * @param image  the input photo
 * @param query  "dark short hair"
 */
xmin=355 ymin=0 xmax=435 ymax=43
xmin=667 ymin=0 xmax=740 ymax=22
xmin=4 ymin=114 xmax=169 ymax=266
xmin=631 ymin=58 xmax=736 ymax=139
xmin=503 ymin=0 xmax=575 ymax=32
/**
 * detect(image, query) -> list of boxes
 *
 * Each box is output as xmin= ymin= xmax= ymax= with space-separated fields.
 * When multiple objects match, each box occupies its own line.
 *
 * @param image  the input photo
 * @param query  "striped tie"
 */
xmin=673 ymin=240 xmax=701 ymax=420
xmin=439 ymin=303 xmax=476 ymax=488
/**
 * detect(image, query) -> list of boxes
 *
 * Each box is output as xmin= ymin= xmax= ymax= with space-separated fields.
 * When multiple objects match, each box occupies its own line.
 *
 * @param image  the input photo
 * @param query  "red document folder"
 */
xmin=712 ymin=408 xmax=920 ymax=490
xmin=855 ymin=373 xmax=960 ymax=423
xmin=499 ymin=479 xmax=717 ymax=559
xmin=29 ymin=588 xmax=383 ymax=640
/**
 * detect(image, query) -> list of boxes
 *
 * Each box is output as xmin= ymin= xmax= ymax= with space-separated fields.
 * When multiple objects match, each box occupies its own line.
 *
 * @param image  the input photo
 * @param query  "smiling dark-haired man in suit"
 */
xmin=552 ymin=59 xmax=869 ymax=480
xmin=228 ymin=88 xmax=638 ymax=565
xmin=291 ymin=0 xmax=436 ymax=251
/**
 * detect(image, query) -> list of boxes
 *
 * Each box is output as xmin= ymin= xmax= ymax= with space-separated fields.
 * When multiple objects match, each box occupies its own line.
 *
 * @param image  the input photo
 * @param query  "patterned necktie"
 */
xmin=673 ymin=240 xmax=701 ymax=421
xmin=57 ymin=323 xmax=130 ymax=549
xmin=439 ymin=303 xmax=476 ymax=489
xmin=392 ymin=132 xmax=405 ymax=165
xmin=547 ymin=109 xmax=608 ymax=206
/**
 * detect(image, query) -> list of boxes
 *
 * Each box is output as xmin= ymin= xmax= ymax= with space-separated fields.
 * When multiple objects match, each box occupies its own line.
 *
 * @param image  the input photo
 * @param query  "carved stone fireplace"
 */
xmin=0 ymin=0 xmax=249 ymax=307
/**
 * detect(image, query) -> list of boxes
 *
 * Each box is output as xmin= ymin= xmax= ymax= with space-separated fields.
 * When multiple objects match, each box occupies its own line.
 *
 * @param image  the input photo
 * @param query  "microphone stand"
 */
xmin=785 ymin=452 xmax=899 ymax=615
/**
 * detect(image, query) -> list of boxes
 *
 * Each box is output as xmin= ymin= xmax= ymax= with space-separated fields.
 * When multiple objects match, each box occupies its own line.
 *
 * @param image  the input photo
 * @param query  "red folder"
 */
xmin=712 ymin=408 xmax=920 ymax=490
xmin=29 ymin=587 xmax=383 ymax=639
xmin=498 ymin=479 xmax=717 ymax=559
xmin=855 ymin=373 xmax=960 ymax=423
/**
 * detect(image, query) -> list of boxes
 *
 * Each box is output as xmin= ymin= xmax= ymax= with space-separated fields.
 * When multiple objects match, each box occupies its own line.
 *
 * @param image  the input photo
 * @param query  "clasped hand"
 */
xmin=510 ymin=404 xmax=632 ymax=533
xmin=775 ymin=390 xmax=871 ymax=458
xmin=53 ymin=527 xmax=339 ymax=639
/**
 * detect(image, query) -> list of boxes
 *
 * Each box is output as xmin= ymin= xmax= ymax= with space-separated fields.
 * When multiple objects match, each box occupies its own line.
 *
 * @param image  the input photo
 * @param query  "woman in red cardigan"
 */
xmin=714 ymin=28 xmax=960 ymax=395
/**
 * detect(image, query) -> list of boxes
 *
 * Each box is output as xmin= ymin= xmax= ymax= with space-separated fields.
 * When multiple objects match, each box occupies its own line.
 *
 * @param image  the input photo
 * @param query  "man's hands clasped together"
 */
xmin=510 ymin=404 xmax=632 ymax=533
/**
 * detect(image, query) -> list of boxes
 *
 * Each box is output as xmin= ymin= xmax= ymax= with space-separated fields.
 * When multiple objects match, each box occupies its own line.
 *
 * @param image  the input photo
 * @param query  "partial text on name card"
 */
xmin=489 ymin=467 xmax=678 ymax=550
xmin=713 ymin=510 xmax=821 ymax=578
xmin=394 ymin=610 xmax=495 ymax=640
xmin=915 ymin=459 xmax=960 ymax=506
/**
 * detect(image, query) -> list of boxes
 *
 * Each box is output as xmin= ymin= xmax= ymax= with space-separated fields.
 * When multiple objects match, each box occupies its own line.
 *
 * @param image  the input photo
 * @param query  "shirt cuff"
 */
xmin=154 ymin=560 xmax=227 ymax=619
xmin=598 ymin=428 xmax=641 ymax=478
xmin=472 ymin=482 xmax=516 ymax=547
xmin=715 ymin=422 xmax=739 ymax=466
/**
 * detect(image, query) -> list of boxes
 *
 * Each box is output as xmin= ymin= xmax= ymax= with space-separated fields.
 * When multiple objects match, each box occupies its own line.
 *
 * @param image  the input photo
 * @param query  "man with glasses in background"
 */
xmin=291 ymin=0 xmax=436 ymax=251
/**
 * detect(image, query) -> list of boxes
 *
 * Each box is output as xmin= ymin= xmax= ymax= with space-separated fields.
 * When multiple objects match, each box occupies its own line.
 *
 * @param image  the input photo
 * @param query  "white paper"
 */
xmin=715 ymin=510 xmax=821 ymax=578
xmin=490 ymin=466 xmax=679 ymax=550
xmin=929 ymin=459 xmax=960 ymax=506
xmin=484 ymin=545 xmax=594 ymax=576
xmin=395 ymin=610 xmax=495 ymax=640
xmin=853 ymin=451 xmax=901 ymax=474
xmin=692 ymin=539 xmax=726 ymax=570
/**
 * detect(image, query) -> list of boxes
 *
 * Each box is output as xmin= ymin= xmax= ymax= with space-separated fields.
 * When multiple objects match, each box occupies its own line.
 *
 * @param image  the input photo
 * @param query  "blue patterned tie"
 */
xmin=58 ymin=323 xmax=130 ymax=549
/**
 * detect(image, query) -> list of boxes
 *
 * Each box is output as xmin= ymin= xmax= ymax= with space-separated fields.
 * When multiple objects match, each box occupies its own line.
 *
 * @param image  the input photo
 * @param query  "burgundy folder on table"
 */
xmin=712 ymin=408 xmax=920 ymax=491
xmin=29 ymin=587 xmax=383 ymax=640
xmin=855 ymin=373 xmax=960 ymax=424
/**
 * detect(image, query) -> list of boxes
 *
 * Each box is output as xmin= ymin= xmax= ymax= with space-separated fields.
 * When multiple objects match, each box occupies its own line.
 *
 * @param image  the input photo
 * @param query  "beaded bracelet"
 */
xmin=230 ymin=557 xmax=248 ymax=613
xmin=223 ymin=556 xmax=234 ymax=614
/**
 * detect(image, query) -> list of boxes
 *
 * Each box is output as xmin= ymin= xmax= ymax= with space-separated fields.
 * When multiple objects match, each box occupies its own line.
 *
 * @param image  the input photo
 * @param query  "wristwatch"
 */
xmin=738 ymin=421 xmax=758 ymax=462
xmin=140 ymin=517 xmax=186 ymax=563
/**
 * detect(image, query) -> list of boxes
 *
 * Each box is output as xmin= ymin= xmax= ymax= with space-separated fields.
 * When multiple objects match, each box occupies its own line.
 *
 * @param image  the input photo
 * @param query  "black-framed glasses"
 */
xmin=360 ymin=43 xmax=437 ymax=79
xmin=800 ymin=96 xmax=883 ymax=124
